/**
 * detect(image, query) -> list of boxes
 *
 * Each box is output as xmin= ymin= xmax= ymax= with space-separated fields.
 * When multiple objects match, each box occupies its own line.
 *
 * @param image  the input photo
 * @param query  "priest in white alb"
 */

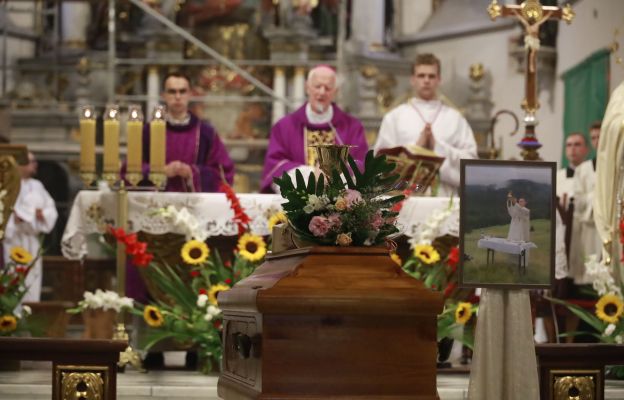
xmin=4 ymin=152 xmax=58 ymax=302
xmin=373 ymin=53 xmax=478 ymax=196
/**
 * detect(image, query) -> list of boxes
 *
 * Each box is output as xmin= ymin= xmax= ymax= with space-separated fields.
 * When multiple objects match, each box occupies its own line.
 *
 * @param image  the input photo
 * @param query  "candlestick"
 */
xmin=103 ymin=104 xmax=120 ymax=187
xmin=79 ymin=105 xmax=96 ymax=187
xmin=126 ymin=104 xmax=143 ymax=187
xmin=149 ymin=105 xmax=166 ymax=188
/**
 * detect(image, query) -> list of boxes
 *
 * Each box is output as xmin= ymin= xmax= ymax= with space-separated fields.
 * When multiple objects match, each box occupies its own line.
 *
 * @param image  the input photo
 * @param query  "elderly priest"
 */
xmin=261 ymin=65 xmax=368 ymax=193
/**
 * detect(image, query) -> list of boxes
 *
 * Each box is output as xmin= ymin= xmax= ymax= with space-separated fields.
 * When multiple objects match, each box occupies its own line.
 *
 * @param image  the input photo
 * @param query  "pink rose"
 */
xmin=344 ymin=189 xmax=362 ymax=208
xmin=309 ymin=216 xmax=330 ymax=237
xmin=327 ymin=213 xmax=342 ymax=229
xmin=371 ymin=210 xmax=384 ymax=230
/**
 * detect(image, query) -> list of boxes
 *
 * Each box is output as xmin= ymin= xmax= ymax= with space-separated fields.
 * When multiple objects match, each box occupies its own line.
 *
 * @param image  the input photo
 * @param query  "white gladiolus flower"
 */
xmin=197 ymin=294 xmax=209 ymax=308
xmin=204 ymin=313 xmax=214 ymax=322
xmin=605 ymin=323 xmax=617 ymax=336
xmin=22 ymin=305 xmax=31 ymax=315
xmin=615 ymin=335 xmax=624 ymax=344
xmin=585 ymin=255 xmax=622 ymax=296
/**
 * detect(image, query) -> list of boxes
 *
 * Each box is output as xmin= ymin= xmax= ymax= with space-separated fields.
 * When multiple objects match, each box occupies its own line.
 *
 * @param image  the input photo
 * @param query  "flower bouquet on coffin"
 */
xmin=67 ymin=289 xmax=134 ymax=339
xmin=273 ymin=150 xmax=404 ymax=247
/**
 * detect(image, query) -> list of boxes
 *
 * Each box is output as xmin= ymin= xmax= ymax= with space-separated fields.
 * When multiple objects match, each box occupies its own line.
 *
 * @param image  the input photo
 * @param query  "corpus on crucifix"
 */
xmin=488 ymin=0 xmax=574 ymax=160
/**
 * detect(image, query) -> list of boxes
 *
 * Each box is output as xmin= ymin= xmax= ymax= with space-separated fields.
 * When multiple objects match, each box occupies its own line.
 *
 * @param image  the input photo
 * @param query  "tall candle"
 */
xmin=79 ymin=106 xmax=96 ymax=173
xmin=150 ymin=105 xmax=166 ymax=174
xmin=126 ymin=105 xmax=143 ymax=174
xmin=103 ymin=104 xmax=120 ymax=173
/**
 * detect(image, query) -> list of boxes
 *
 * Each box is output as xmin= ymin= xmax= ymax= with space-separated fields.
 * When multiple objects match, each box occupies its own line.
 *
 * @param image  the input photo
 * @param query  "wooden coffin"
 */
xmin=217 ymin=246 xmax=444 ymax=400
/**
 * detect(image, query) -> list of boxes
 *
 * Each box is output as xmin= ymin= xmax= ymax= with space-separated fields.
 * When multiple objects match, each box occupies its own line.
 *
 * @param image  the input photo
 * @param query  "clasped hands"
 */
xmin=164 ymin=161 xmax=192 ymax=179
xmin=415 ymin=124 xmax=435 ymax=150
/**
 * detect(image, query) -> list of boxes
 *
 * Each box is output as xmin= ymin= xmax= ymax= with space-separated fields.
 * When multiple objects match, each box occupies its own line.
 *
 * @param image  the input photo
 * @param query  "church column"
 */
xmin=272 ymin=66 xmax=287 ymax=125
xmin=349 ymin=0 xmax=385 ymax=49
xmin=61 ymin=2 xmax=91 ymax=49
xmin=292 ymin=66 xmax=306 ymax=108
xmin=146 ymin=66 xmax=160 ymax=119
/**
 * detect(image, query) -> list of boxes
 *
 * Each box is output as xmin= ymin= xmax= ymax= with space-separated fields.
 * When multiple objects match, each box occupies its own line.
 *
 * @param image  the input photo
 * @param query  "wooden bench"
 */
xmin=0 ymin=337 xmax=127 ymax=400
xmin=536 ymin=343 xmax=624 ymax=399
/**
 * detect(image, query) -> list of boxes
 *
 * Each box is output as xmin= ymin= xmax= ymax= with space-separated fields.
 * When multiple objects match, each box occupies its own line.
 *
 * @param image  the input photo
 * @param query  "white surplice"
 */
xmin=373 ymin=98 xmax=477 ymax=196
xmin=556 ymin=167 xmax=575 ymax=205
xmin=569 ymin=159 xmax=601 ymax=284
xmin=4 ymin=178 xmax=58 ymax=302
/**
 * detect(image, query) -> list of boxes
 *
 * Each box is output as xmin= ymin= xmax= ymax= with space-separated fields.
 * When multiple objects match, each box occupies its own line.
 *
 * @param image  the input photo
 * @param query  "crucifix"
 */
xmin=488 ymin=0 xmax=575 ymax=160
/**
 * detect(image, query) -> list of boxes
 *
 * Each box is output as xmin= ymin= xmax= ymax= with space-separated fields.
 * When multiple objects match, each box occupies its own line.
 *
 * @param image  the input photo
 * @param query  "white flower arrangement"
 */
xmin=73 ymin=289 xmax=134 ymax=313
xmin=154 ymin=205 xmax=208 ymax=242
xmin=584 ymin=254 xmax=622 ymax=297
xmin=409 ymin=199 xmax=458 ymax=248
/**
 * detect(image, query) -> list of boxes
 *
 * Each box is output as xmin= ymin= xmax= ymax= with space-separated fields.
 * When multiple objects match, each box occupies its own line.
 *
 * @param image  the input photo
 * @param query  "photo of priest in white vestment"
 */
xmin=3 ymin=152 xmax=58 ymax=303
xmin=506 ymin=194 xmax=530 ymax=242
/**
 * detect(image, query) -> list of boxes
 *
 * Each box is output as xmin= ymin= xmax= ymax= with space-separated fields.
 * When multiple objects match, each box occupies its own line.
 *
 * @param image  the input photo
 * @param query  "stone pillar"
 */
xmin=272 ymin=67 xmax=287 ymax=124
xmin=350 ymin=0 xmax=385 ymax=49
xmin=61 ymin=2 xmax=91 ymax=49
xmin=146 ymin=66 xmax=160 ymax=120
xmin=292 ymin=66 xmax=307 ymax=108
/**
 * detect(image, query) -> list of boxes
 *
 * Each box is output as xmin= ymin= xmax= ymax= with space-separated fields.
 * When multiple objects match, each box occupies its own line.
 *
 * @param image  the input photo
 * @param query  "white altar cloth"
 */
xmin=477 ymin=237 xmax=537 ymax=255
xmin=61 ymin=190 xmax=459 ymax=260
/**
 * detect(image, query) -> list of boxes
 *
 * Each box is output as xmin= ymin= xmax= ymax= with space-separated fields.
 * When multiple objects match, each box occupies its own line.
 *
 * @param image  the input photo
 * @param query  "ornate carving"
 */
xmin=61 ymin=371 xmax=104 ymax=400
xmin=553 ymin=375 xmax=595 ymax=400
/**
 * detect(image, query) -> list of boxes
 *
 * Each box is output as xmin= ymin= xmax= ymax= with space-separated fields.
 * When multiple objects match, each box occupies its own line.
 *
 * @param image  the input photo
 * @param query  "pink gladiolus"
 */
xmin=309 ymin=216 xmax=330 ymax=237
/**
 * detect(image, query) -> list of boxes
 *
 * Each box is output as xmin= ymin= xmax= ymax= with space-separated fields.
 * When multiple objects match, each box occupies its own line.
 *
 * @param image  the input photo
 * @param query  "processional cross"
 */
xmin=488 ymin=0 xmax=574 ymax=160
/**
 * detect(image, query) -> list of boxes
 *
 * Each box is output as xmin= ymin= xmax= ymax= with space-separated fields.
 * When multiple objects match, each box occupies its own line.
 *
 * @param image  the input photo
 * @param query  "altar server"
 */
xmin=374 ymin=53 xmax=477 ymax=196
xmin=4 ymin=152 xmax=58 ymax=302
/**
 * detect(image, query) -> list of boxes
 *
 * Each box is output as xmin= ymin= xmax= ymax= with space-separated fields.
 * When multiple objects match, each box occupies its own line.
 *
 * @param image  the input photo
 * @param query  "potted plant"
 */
xmin=67 ymin=289 xmax=134 ymax=339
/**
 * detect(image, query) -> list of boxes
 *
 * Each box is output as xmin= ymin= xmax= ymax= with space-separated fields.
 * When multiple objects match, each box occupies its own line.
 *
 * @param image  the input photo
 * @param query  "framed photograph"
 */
xmin=459 ymin=159 xmax=556 ymax=289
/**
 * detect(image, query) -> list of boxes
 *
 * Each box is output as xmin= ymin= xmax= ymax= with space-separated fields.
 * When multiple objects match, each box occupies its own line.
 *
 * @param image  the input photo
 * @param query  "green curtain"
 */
xmin=561 ymin=48 xmax=610 ymax=166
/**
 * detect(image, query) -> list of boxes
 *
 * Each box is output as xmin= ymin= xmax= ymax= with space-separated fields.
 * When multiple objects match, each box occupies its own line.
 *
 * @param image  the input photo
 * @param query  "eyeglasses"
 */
xmin=165 ymin=88 xmax=189 ymax=95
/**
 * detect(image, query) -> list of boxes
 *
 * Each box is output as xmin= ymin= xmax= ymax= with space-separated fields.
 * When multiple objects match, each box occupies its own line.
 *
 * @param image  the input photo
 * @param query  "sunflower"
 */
xmin=143 ymin=305 xmax=164 ymax=328
xmin=390 ymin=253 xmax=402 ymax=266
xmin=9 ymin=247 xmax=33 ymax=265
xmin=181 ymin=240 xmax=210 ymax=265
xmin=237 ymin=233 xmax=267 ymax=262
xmin=595 ymin=293 xmax=624 ymax=324
xmin=455 ymin=302 xmax=473 ymax=325
xmin=0 ymin=315 xmax=17 ymax=333
xmin=267 ymin=212 xmax=288 ymax=232
xmin=208 ymin=283 xmax=231 ymax=306
xmin=413 ymin=244 xmax=440 ymax=265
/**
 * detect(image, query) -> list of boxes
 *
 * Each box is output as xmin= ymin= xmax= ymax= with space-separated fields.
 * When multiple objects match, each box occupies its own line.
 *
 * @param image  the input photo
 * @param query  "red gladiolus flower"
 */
xmin=213 ymin=320 xmax=222 ymax=330
xmin=132 ymin=252 xmax=153 ymax=267
xmin=225 ymin=278 xmax=232 ymax=284
xmin=447 ymin=246 xmax=460 ymax=270
xmin=109 ymin=226 xmax=126 ymax=241
xmin=443 ymin=282 xmax=457 ymax=299
xmin=124 ymin=233 xmax=138 ymax=246
xmin=190 ymin=270 xmax=200 ymax=278
xmin=220 ymin=182 xmax=251 ymax=236
xmin=224 ymin=261 xmax=231 ymax=268
xmin=126 ymin=241 xmax=147 ymax=256
xmin=199 ymin=288 xmax=207 ymax=295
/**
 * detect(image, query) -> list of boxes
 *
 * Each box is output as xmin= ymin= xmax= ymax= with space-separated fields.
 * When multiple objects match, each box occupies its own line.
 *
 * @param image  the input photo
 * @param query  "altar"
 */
xmin=61 ymin=191 xmax=459 ymax=260
xmin=477 ymin=236 xmax=537 ymax=272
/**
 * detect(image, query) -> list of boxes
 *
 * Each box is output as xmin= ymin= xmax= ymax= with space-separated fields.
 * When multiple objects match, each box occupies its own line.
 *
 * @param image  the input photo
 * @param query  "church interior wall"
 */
xmin=399 ymin=0 xmax=624 ymax=165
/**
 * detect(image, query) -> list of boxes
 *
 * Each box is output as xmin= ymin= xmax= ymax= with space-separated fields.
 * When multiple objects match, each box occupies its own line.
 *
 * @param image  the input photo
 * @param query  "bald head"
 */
xmin=306 ymin=65 xmax=337 ymax=113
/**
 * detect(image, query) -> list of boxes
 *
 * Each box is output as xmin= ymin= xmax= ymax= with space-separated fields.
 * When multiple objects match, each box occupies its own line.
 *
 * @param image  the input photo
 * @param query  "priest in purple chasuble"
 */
xmin=140 ymin=72 xmax=234 ymax=193
xmin=129 ymin=72 xmax=234 ymax=303
xmin=261 ymin=65 xmax=369 ymax=193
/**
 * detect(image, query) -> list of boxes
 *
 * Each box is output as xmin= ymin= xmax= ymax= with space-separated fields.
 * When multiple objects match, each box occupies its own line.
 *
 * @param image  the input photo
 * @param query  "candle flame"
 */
xmin=84 ymin=109 xmax=91 ymax=118
xmin=155 ymin=110 xmax=162 ymax=119
xmin=131 ymin=110 xmax=138 ymax=119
